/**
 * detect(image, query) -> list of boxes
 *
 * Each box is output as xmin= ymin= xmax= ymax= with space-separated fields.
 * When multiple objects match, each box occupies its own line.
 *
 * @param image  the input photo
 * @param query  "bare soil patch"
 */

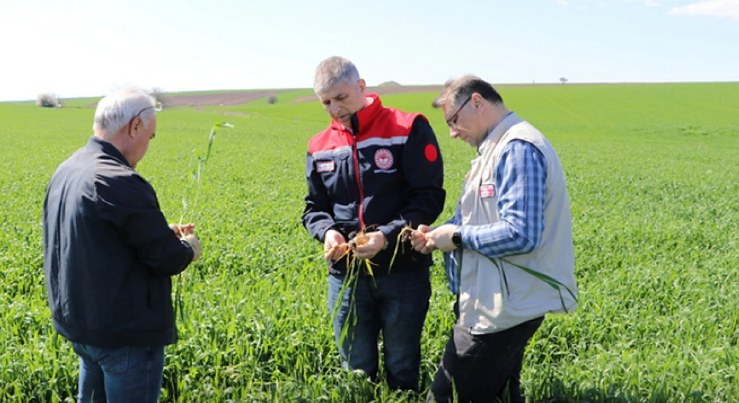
xmin=163 ymin=90 xmax=295 ymax=107
xmin=192 ymin=108 xmax=249 ymax=116
xmin=85 ymin=90 xmax=294 ymax=108
xmin=288 ymin=83 xmax=581 ymax=103
xmin=290 ymin=85 xmax=445 ymax=103
xmin=85 ymin=84 xmax=582 ymax=108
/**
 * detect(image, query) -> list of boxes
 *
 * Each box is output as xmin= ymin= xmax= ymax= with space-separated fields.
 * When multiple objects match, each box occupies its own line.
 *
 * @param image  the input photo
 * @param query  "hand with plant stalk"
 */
xmin=169 ymin=223 xmax=202 ymax=259
xmin=419 ymin=77 xmax=579 ymax=403
xmin=173 ymin=121 xmax=233 ymax=325
xmin=324 ymin=228 xmax=386 ymax=263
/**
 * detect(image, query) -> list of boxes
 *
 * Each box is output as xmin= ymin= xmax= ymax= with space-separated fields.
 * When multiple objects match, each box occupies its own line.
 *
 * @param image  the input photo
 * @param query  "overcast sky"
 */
xmin=0 ymin=0 xmax=737 ymax=101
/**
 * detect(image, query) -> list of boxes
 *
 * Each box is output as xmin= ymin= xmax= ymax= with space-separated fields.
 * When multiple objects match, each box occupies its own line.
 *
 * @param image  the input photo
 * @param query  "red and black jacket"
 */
xmin=302 ymin=94 xmax=446 ymax=275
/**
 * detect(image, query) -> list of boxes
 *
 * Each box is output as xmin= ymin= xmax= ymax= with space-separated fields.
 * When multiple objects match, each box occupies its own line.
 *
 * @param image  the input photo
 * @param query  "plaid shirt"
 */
xmin=444 ymin=139 xmax=547 ymax=294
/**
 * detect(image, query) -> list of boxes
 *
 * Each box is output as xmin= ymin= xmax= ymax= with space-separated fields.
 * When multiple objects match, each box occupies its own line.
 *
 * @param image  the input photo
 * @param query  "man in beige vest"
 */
xmin=412 ymin=76 xmax=578 ymax=402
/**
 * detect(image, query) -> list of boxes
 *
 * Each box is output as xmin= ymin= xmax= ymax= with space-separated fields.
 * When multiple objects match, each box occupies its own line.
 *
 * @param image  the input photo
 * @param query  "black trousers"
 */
xmin=427 ymin=313 xmax=544 ymax=403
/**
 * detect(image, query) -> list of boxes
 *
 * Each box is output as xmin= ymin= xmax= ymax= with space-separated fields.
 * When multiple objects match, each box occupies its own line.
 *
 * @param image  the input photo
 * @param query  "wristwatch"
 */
xmin=452 ymin=228 xmax=463 ymax=248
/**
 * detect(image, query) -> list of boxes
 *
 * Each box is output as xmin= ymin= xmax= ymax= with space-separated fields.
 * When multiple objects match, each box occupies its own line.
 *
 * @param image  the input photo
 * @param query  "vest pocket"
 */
xmin=477 ymin=181 xmax=499 ymax=223
xmin=460 ymin=253 xmax=510 ymax=323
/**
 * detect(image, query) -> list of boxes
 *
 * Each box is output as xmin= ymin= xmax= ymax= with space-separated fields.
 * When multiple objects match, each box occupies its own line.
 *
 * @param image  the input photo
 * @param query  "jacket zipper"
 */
xmin=351 ymin=132 xmax=365 ymax=229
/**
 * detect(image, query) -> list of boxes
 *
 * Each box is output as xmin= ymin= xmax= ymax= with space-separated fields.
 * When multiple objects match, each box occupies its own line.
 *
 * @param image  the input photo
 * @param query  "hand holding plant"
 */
xmin=350 ymin=231 xmax=385 ymax=260
xmin=324 ymin=229 xmax=349 ymax=262
xmin=170 ymin=223 xmax=195 ymax=237
xmin=409 ymin=224 xmax=435 ymax=254
xmin=415 ymin=224 xmax=457 ymax=252
xmin=170 ymin=223 xmax=202 ymax=261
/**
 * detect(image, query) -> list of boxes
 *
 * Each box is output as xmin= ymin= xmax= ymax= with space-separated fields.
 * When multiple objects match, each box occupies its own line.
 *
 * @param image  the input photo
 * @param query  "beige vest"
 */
xmin=458 ymin=113 xmax=578 ymax=334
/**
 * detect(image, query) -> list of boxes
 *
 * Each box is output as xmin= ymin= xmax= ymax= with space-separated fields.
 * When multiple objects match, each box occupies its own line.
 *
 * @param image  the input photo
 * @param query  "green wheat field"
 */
xmin=1 ymin=82 xmax=738 ymax=402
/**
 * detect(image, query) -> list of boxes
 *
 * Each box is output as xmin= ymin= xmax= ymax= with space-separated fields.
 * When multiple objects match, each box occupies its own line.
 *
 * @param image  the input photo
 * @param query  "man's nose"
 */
xmin=331 ymin=102 xmax=342 ymax=116
xmin=450 ymin=127 xmax=460 ymax=138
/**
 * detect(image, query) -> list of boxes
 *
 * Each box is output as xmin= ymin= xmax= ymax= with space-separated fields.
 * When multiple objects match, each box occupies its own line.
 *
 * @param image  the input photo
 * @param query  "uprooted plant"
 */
xmin=330 ymin=222 xmax=577 ymax=360
xmin=174 ymin=122 xmax=234 ymax=327
xmin=328 ymin=224 xmax=416 ymax=364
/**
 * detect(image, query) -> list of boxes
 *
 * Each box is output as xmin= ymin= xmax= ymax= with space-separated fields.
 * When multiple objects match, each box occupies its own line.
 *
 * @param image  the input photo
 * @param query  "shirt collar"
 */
xmin=86 ymin=136 xmax=131 ymax=168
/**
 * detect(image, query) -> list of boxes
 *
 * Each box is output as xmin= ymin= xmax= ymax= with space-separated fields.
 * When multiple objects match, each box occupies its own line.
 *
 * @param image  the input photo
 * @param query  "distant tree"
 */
xmin=150 ymin=87 xmax=171 ymax=108
xmin=559 ymin=77 xmax=568 ymax=84
xmin=378 ymin=81 xmax=401 ymax=87
xmin=266 ymin=95 xmax=278 ymax=105
xmin=36 ymin=94 xmax=60 ymax=108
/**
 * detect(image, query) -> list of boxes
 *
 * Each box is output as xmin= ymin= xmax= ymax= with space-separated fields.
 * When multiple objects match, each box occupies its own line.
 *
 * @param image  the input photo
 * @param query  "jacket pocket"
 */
xmin=317 ymin=151 xmax=353 ymax=201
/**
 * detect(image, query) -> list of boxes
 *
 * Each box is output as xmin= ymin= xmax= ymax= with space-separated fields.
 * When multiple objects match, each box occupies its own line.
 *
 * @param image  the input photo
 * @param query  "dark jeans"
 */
xmin=328 ymin=267 xmax=431 ymax=391
xmin=72 ymin=343 xmax=165 ymax=403
xmin=427 ymin=316 xmax=545 ymax=403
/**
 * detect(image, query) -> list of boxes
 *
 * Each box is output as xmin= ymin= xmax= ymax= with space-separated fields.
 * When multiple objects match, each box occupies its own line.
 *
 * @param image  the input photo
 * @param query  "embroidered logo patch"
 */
xmin=374 ymin=149 xmax=394 ymax=170
xmin=479 ymin=184 xmax=496 ymax=198
xmin=316 ymin=160 xmax=335 ymax=173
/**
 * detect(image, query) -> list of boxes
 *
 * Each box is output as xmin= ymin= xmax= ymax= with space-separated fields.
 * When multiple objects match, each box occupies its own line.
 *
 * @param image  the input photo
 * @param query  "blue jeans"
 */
xmin=328 ymin=267 xmax=431 ymax=391
xmin=72 ymin=343 xmax=165 ymax=403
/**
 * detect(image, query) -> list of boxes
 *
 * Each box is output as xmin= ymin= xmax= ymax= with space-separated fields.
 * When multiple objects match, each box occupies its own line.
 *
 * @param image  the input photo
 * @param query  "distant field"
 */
xmin=55 ymin=82 xmax=664 ymax=108
xmin=1 ymin=83 xmax=738 ymax=402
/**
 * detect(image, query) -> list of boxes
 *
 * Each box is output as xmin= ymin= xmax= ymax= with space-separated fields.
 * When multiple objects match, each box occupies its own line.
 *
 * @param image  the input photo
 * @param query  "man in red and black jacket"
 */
xmin=302 ymin=56 xmax=445 ymax=392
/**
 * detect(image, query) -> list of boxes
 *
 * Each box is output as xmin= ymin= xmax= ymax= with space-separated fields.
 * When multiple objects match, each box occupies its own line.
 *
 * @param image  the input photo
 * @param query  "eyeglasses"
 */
xmin=130 ymin=102 xmax=162 ymax=139
xmin=134 ymin=102 xmax=163 ymax=118
xmin=445 ymin=96 xmax=472 ymax=129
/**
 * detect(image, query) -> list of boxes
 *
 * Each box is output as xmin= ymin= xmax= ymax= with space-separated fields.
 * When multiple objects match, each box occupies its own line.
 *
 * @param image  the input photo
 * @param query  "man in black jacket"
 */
xmin=43 ymin=88 xmax=201 ymax=403
xmin=302 ymin=56 xmax=445 ymax=391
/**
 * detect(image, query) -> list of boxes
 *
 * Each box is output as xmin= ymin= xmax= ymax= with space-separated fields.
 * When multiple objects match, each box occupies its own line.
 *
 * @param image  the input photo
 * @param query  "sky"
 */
xmin=0 ymin=0 xmax=737 ymax=102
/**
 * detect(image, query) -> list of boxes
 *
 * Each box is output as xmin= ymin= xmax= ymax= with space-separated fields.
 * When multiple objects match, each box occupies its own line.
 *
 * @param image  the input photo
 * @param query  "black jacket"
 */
xmin=302 ymin=95 xmax=446 ymax=275
xmin=43 ymin=136 xmax=194 ymax=347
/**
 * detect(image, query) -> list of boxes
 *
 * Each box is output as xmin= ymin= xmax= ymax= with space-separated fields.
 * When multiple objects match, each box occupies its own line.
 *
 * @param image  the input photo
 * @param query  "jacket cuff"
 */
xmin=318 ymin=224 xmax=338 ymax=242
xmin=376 ymin=225 xmax=397 ymax=249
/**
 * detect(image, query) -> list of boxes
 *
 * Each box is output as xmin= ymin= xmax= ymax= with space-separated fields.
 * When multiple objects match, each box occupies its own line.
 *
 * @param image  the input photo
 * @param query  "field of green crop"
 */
xmin=1 ymin=82 xmax=738 ymax=402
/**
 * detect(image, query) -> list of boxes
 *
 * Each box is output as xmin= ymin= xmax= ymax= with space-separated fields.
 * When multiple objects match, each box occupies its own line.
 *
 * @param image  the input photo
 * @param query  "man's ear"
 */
xmin=358 ymin=78 xmax=367 ymax=94
xmin=128 ymin=117 xmax=141 ymax=138
xmin=472 ymin=93 xmax=485 ymax=114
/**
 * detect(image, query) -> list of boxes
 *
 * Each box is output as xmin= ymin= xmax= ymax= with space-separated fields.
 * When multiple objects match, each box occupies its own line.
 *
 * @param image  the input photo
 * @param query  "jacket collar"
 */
xmin=329 ymin=94 xmax=382 ymax=134
xmin=86 ymin=136 xmax=132 ymax=168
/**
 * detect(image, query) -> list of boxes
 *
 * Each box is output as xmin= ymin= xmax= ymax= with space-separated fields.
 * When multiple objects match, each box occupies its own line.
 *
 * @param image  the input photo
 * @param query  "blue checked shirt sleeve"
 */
xmin=461 ymin=140 xmax=547 ymax=259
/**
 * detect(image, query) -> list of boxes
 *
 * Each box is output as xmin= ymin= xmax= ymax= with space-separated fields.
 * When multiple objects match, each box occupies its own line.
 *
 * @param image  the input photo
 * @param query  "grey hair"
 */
xmin=92 ymin=88 xmax=157 ymax=137
xmin=313 ymin=56 xmax=360 ymax=95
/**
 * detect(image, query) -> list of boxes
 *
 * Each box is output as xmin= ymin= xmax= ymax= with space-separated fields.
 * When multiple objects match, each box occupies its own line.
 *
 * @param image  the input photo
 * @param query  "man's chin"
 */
xmin=337 ymin=118 xmax=351 ymax=127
